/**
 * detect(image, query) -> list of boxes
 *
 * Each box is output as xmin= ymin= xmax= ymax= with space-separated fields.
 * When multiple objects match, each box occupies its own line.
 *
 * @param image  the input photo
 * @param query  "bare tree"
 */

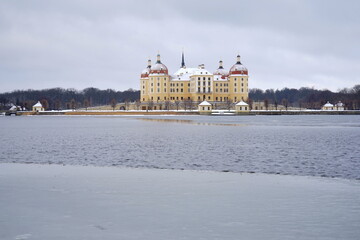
xmin=164 ymin=100 xmax=171 ymax=111
xmin=282 ymin=98 xmax=288 ymax=111
xmin=40 ymin=99 xmax=49 ymax=110
xmin=264 ymin=99 xmax=269 ymax=111
xmin=247 ymin=98 xmax=253 ymax=110
xmin=70 ymin=99 xmax=76 ymax=110
xmin=83 ymin=99 xmax=90 ymax=111
xmin=274 ymin=100 xmax=278 ymax=110
xmin=124 ymin=99 xmax=130 ymax=111
xmin=135 ymin=100 xmax=141 ymax=110
xmin=182 ymin=99 xmax=188 ymax=111
xmin=188 ymin=98 xmax=194 ymax=111
xmin=225 ymin=98 xmax=232 ymax=110
xmin=110 ymin=98 xmax=117 ymax=111
xmin=174 ymin=100 xmax=180 ymax=111
xmin=54 ymin=99 xmax=62 ymax=110
xmin=147 ymin=100 xmax=154 ymax=111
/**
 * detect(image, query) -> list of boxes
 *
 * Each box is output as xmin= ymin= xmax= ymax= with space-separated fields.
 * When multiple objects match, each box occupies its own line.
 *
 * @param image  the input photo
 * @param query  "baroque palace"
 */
xmin=140 ymin=53 xmax=249 ymax=104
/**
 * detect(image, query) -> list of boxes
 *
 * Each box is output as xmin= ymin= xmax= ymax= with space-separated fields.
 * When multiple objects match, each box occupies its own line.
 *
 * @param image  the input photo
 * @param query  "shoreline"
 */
xmin=3 ymin=109 xmax=360 ymax=116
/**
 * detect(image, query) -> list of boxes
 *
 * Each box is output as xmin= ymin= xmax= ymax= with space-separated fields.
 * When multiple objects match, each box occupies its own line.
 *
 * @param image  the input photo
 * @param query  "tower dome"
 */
xmin=229 ymin=55 xmax=248 ymax=75
xmin=149 ymin=54 xmax=168 ymax=74
xmin=213 ymin=60 xmax=228 ymax=76
xmin=140 ymin=59 xmax=151 ymax=78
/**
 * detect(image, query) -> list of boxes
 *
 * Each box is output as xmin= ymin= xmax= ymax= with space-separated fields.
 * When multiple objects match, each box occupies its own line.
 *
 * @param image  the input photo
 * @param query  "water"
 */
xmin=1 ymin=115 xmax=360 ymax=179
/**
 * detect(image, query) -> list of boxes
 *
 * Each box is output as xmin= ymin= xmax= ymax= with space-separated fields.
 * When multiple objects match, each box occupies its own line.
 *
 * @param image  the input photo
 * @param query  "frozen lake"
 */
xmin=1 ymin=115 xmax=360 ymax=179
xmin=1 ymin=163 xmax=360 ymax=240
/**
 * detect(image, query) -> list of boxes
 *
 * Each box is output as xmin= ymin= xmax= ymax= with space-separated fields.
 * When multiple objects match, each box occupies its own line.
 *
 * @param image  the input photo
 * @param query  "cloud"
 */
xmin=0 ymin=0 xmax=359 ymax=92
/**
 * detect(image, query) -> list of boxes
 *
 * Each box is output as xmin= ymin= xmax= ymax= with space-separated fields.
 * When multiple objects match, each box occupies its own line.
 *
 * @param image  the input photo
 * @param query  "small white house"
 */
xmin=322 ymin=101 xmax=334 ymax=110
xmin=32 ymin=101 xmax=44 ymax=112
xmin=235 ymin=101 xmax=250 ymax=113
xmin=198 ymin=101 xmax=212 ymax=114
xmin=335 ymin=101 xmax=345 ymax=111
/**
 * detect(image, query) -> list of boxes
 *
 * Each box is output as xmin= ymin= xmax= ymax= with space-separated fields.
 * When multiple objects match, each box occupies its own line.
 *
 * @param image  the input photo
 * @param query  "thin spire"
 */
xmin=156 ymin=53 xmax=161 ymax=63
xmin=181 ymin=51 xmax=186 ymax=68
xmin=147 ymin=59 xmax=151 ymax=68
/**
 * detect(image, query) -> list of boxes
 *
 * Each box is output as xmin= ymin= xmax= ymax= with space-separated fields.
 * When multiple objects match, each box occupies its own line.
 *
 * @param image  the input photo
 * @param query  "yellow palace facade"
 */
xmin=140 ymin=53 xmax=249 ymax=103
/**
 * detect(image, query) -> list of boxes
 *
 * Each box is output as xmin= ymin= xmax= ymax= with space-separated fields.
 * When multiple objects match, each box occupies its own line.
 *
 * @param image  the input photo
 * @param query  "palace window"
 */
xmin=164 ymin=88 xmax=166 ymax=92
xmin=241 ymin=88 xmax=244 ymax=92
xmin=198 ymin=77 xmax=200 ymax=80
xmin=198 ymin=87 xmax=200 ymax=92
xmin=157 ymin=88 xmax=160 ymax=92
xmin=181 ymin=83 xmax=183 ymax=86
xmin=234 ymin=88 xmax=237 ymax=92
xmin=151 ymin=83 xmax=153 ymax=86
xmin=181 ymin=88 xmax=183 ymax=92
xmin=203 ymin=77 xmax=205 ymax=80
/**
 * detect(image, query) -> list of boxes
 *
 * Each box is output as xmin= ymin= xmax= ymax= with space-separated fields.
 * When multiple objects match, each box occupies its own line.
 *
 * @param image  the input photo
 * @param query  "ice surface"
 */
xmin=1 ymin=164 xmax=360 ymax=240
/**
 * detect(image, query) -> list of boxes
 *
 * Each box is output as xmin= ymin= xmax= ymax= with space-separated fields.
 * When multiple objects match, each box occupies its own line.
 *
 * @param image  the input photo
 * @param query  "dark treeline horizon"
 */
xmin=0 ymin=87 xmax=139 ymax=110
xmin=249 ymin=84 xmax=360 ymax=110
xmin=0 ymin=85 xmax=359 ymax=110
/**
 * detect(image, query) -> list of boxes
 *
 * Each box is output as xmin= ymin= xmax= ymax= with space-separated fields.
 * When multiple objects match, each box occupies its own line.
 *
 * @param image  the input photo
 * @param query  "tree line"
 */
xmin=0 ymin=87 xmax=140 ymax=110
xmin=0 ymin=85 xmax=359 ymax=110
xmin=248 ymin=85 xmax=360 ymax=110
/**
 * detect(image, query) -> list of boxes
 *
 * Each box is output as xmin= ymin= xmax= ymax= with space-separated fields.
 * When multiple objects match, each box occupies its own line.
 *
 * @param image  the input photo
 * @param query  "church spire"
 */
xmin=181 ymin=51 xmax=186 ymax=68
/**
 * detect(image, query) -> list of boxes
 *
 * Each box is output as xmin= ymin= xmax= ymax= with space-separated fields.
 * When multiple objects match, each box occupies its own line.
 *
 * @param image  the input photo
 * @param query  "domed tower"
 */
xmin=140 ymin=59 xmax=152 ymax=102
xmin=147 ymin=54 xmax=170 ymax=103
xmin=229 ymin=55 xmax=248 ymax=75
xmin=149 ymin=54 xmax=168 ymax=75
xmin=228 ymin=55 xmax=249 ymax=103
xmin=213 ymin=60 xmax=228 ymax=78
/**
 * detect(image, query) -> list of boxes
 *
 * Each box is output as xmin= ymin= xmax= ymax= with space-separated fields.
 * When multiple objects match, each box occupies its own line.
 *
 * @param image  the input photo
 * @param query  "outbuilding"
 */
xmin=322 ymin=101 xmax=334 ymax=110
xmin=235 ymin=101 xmax=249 ymax=113
xmin=198 ymin=101 xmax=212 ymax=114
xmin=32 ymin=101 xmax=44 ymax=112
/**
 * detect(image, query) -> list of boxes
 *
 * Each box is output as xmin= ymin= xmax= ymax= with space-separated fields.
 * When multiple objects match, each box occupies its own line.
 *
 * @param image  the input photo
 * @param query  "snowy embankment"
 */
xmin=1 ymin=164 xmax=360 ymax=240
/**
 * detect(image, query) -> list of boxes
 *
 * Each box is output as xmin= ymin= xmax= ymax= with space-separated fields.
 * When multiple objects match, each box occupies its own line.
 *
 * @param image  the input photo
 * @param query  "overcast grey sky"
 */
xmin=1 ymin=0 xmax=359 ymax=93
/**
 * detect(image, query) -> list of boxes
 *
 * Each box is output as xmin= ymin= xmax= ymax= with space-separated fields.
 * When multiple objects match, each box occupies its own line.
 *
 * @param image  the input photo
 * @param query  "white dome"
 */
xmin=229 ymin=55 xmax=248 ymax=75
xmin=149 ymin=54 xmax=168 ymax=75
xmin=214 ymin=68 xmax=228 ymax=75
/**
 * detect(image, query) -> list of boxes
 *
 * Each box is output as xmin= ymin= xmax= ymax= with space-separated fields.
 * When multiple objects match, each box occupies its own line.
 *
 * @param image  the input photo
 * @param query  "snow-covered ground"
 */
xmin=1 ymin=163 xmax=360 ymax=240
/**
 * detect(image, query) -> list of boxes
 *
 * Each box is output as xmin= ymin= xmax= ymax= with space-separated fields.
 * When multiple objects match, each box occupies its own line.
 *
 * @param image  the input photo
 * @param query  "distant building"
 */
xmin=32 ymin=101 xmax=44 ymax=112
xmin=198 ymin=101 xmax=212 ymax=114
xmin=140 ymin=53 xmax=249 ymax=107
xmin=235 ymin=101 xmax=249 ymax=113
xmin=322 ymin=101 xmax=344 ymax=111
xmin=335 ymin=101 xmax=345 ymax=111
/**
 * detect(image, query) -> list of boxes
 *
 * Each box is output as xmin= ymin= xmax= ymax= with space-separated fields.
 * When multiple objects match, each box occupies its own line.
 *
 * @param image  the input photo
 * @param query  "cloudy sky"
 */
xmin=1 ymin=0 xmax=359 ymax=93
